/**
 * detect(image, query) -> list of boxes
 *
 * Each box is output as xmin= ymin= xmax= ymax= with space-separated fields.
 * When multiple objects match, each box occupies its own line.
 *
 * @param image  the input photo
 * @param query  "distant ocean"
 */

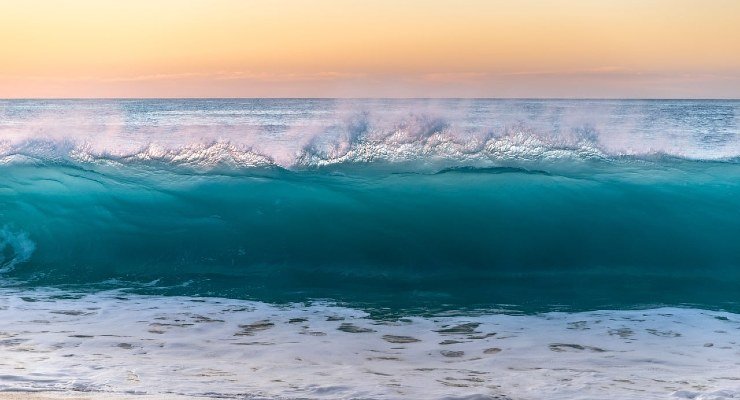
xmin=1 ymin=99 xmax=738 ymax=399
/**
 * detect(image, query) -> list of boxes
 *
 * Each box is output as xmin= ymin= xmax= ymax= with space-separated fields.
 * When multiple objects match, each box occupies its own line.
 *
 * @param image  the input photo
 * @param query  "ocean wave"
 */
xmin=3 ymin=156 xmax=740 ymax=312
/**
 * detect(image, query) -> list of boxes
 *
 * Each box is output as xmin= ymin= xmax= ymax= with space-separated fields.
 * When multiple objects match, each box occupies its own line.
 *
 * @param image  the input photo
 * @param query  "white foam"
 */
xmin=0 ymin=288 xmax=737 ymax=399
xmin=1 ymin=99 xmax=738 ymax=171
xmin=296 ymin=128 xmax=605 ymax=168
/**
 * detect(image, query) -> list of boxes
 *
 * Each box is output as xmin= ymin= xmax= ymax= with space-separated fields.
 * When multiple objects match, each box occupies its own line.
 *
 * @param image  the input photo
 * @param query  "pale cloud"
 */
xmin=420 ymin=72 xmax=488 ymax=83
xmin=501 ymin=66 xmax=636 ymax=77
xmin=0 ymin=71 xmax=368 ymax=84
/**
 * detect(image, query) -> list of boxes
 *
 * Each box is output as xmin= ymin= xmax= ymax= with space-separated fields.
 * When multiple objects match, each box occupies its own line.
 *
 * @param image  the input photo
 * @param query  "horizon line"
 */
xmin=1 ymin=97 xmax=739 ymax=101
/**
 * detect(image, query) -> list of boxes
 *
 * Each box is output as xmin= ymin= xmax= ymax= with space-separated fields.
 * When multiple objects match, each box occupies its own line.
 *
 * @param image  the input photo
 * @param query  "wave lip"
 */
xmin=2 ymin=98 xmax=738 ymax=171
xmin=0 ymin=128 xmax=639 ymax=172
xmin=1 ymin=139 xmax=275 ymax=169
xmin=84 ymin=141 xmax=275 ymax=169
xmin=296 ymin=128 xmax=607 ymax=168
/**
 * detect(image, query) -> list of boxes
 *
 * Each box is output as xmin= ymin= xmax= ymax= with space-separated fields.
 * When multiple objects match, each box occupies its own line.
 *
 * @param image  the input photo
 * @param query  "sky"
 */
xmin=0 ymin=0 xmax=738 ymax=98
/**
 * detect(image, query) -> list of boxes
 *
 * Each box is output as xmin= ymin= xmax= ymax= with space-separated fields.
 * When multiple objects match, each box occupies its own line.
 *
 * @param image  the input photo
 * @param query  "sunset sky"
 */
xmin=1 ymin=0 xmax=738 ymax=98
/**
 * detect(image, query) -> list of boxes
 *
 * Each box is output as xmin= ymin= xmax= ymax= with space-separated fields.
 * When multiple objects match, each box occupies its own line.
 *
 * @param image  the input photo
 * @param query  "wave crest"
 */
xmin=296 ymin=114 xmax=605 ymax=167
xmin=1 ymin=140 xmax=275 ymax=170
xmin=1 ymin=101 xmax=737 ymax=171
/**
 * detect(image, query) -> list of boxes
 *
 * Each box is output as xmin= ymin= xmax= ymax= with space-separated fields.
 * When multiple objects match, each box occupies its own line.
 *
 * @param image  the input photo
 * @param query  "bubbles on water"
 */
xmin=0 ymin=226 xmax=35 ymax=272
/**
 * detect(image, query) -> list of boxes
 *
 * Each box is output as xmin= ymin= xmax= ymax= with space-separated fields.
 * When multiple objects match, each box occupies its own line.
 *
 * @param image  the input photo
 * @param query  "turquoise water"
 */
xmin=1 ymin=99 xmax=739 ymax=314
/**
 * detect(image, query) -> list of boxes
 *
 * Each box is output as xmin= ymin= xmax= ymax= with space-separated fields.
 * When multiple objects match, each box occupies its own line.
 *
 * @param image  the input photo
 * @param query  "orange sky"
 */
xmin=1 ymin=0 xmax=738 ymax=98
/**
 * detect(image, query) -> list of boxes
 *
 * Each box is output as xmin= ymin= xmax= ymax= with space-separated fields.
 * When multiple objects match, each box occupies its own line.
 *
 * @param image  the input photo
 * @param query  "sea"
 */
xmin=0 ymin=99 xmax=738 ymax=399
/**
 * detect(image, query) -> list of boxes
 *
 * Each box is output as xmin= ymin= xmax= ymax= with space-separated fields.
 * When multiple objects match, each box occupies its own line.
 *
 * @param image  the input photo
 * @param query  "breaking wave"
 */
xmin=1 ymin=99 xmax=737 ymax=172
xmin=1 ymin=99 xmax=739 ymax=312
xmin=0 ymin=126 xmax=609 ymax=171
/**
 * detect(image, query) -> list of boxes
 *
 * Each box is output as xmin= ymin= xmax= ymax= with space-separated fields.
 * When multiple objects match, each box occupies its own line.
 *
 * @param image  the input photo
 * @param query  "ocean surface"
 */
xmin=0 ymin=99 xmax=739 ymax=399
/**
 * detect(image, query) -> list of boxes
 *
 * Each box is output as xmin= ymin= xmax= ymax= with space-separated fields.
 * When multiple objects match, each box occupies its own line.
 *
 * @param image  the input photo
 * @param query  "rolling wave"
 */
xmin=1 ymin=99 xmax=739 ymax=399
xmin=2 ymin=160 xmax=739 ymax=313
xmin=1 ymin=99 xmax=738 ymax=313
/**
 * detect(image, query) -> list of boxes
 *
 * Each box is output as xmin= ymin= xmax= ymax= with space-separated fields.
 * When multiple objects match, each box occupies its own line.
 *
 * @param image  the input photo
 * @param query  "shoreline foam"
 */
xmin=0 ymin=392 xmax=205 ymax=400
xmin=1 ymin=288 xmax=738 ymax=399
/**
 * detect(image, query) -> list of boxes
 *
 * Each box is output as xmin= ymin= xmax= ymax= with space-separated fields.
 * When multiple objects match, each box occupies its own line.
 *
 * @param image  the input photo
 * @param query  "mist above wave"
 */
xmin=1 ymin=99 xmax=737 ymax=170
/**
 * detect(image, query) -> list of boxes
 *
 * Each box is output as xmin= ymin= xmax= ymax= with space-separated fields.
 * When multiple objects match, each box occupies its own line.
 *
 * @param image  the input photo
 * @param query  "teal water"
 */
xmin=2 ymin=161 xmax=739 ymax=314
xmin=1 ymin=99 xmax=739 ymax=314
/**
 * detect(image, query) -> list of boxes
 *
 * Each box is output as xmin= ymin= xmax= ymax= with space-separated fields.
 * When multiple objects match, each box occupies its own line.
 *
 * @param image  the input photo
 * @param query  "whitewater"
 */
xmin=0 ymin=99 xmax=738 ymax=399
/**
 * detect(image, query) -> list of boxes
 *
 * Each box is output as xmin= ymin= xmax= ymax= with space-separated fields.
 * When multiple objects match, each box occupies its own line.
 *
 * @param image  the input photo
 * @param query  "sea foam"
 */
xmin=0 ymin=288 xmax=737 ymax=399
xmin=1 ymin=99 xmax=738 ymax=171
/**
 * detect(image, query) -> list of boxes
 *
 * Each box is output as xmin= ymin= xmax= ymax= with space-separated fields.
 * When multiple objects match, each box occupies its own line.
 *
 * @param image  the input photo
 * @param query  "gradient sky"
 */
xmin=1 ymin=0 xmax=738 ymax=98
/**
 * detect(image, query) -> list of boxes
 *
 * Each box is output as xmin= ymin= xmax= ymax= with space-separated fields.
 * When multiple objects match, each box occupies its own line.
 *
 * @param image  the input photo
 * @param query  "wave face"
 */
xmin=1 ymin=99 xmax=739 ymax=313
